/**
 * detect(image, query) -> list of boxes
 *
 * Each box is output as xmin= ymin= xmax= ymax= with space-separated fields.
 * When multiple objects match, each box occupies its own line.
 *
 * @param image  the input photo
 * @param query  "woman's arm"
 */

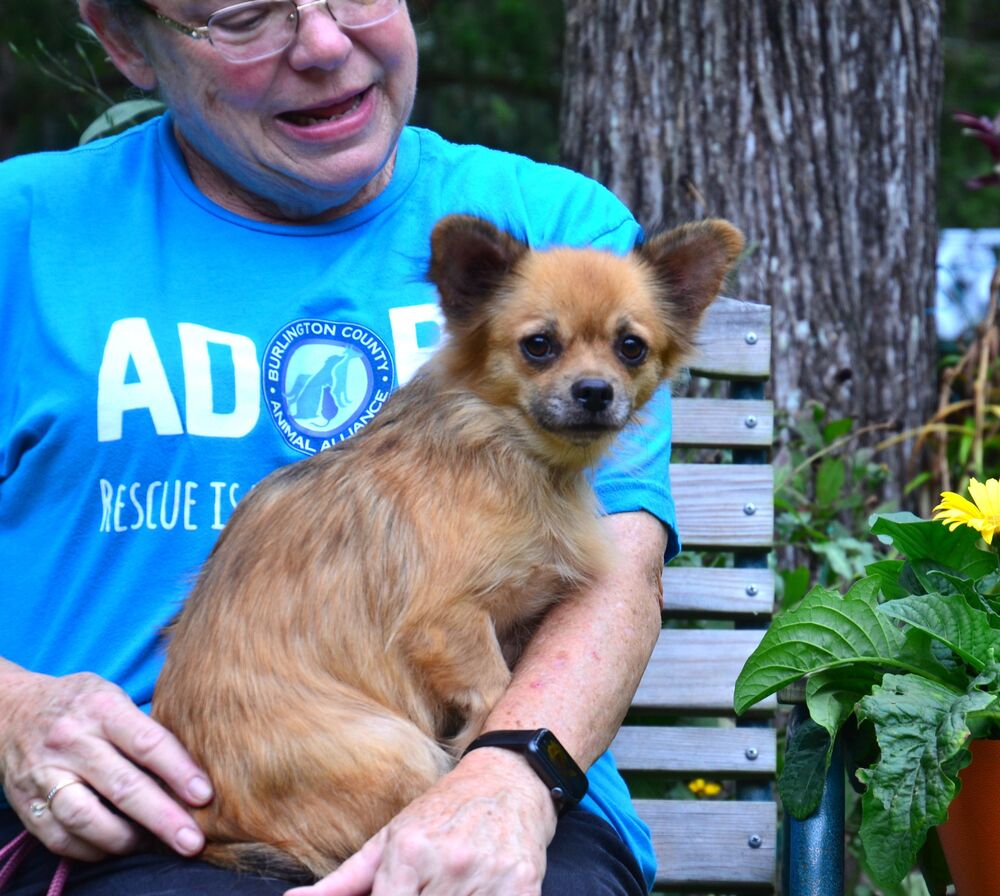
xmin=486 ymin=510 xmax=665 ymax=762
xmin=288 ymin=510 xmax=666 ymax=896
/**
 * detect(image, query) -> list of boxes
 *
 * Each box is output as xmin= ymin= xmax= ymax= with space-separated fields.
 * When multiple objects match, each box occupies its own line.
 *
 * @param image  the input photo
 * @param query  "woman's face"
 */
xmin=121 ymin=0 xmax=418 ymax=221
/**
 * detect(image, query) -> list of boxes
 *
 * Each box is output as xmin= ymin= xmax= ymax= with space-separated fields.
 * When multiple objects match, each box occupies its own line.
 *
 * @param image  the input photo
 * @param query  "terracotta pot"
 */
xmin=937 ymin=739 xmax=1000 ymax=896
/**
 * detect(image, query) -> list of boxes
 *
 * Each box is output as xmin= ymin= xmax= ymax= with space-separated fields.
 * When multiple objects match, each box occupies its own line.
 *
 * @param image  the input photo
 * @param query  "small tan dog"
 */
xmin=152 ymin=214 xmax=744 ymax=879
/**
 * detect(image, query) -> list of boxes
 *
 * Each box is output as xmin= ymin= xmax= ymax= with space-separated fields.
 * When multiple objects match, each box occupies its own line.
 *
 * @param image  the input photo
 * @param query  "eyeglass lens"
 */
xmin=207 ymin=0 xmax=399 ymax=62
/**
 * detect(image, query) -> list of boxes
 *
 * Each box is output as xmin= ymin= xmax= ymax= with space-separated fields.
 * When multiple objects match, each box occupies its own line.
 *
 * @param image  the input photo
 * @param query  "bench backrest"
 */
xmin=613 ymin=297 xmax=776 ymax=892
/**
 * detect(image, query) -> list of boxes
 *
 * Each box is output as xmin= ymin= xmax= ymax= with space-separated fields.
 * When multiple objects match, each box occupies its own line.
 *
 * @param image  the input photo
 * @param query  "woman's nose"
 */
xmin=286 ymin=0 xmax=353 ymax=70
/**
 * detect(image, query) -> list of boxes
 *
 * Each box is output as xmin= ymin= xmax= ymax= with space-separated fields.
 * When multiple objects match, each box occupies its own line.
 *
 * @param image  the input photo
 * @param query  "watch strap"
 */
xmin=462 ymin=728 xmax=588 ymax=810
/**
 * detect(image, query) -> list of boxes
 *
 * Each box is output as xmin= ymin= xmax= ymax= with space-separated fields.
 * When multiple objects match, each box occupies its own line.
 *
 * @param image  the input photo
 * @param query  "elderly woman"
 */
xmin=0 ymin=1 xmax=677 ymax=894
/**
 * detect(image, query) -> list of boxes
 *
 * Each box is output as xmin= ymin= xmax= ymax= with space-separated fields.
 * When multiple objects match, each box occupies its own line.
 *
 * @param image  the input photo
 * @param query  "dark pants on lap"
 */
xmin=0 ymin=808 xmax=647 ymax=896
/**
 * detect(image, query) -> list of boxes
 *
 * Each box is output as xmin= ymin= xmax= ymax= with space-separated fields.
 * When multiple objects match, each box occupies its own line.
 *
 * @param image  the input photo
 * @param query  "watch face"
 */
xmin=533 ymin=730 xmax=589 ymax=802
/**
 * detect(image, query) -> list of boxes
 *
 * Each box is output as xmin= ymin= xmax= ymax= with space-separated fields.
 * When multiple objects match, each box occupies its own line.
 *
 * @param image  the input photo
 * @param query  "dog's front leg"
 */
xmin=396 ymin=607 xmax=512 ymax=754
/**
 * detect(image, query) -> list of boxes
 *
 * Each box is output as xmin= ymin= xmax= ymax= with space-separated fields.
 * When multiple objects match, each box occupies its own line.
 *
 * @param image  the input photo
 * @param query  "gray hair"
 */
xmin=91 ymin=0 xmax=144 ymax=30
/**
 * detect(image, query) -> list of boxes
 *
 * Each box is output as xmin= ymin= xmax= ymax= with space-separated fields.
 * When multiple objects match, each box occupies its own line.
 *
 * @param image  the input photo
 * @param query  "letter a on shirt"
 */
xmin=98 ymin=318 xmax=183 ymax=442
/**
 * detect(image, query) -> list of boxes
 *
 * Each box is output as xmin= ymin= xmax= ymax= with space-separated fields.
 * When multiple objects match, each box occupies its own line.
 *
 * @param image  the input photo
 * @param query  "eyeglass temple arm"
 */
xmin=131 ymin=0 xmax=210 ymax=39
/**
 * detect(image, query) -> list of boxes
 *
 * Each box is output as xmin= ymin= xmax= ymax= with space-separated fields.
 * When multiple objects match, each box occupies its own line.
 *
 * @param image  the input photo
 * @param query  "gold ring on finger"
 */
xmin=33 ymin=779 xmax=87 ymax=817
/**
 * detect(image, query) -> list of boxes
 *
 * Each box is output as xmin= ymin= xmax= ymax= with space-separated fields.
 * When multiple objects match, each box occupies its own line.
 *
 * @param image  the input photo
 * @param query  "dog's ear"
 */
xmin=637 ymin=219 xmax=745 ymax=318
xmin=428 ymin=216 xmax=529 ymax=323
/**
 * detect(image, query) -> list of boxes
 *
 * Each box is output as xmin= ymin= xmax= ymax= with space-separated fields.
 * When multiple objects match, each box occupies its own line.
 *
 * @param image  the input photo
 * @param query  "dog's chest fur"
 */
xmin=356 ymin=365 xmax=611 ymax=624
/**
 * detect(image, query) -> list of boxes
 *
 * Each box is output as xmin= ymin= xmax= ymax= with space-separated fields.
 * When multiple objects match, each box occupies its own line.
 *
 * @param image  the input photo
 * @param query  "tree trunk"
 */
xmin=560 ymin=0 xmax=942 ymax=503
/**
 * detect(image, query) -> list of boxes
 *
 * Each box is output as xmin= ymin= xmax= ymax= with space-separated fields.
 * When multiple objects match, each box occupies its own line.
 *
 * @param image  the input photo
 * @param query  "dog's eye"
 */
xmin=618 ymin=335 xmax=648 ymax=365
xmin=521 ymin=334 xmax=558 ymax=363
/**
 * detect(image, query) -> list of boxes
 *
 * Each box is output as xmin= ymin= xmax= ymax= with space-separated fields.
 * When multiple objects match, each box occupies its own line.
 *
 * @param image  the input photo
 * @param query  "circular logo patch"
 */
xmin=262 ymin=319 xmax=395 ymax=455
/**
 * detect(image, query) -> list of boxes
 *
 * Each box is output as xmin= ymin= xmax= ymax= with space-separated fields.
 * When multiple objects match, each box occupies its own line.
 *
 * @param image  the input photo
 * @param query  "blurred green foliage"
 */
xmin=411 ymin=0 xmax=562 ymax=162
xmin=939 ymin=0 xmax=1000 ymax=227
xmin=774 ymin=404 xmax=895 ymax=611
xmin=1 ymin=3 xmax=117 ymax=157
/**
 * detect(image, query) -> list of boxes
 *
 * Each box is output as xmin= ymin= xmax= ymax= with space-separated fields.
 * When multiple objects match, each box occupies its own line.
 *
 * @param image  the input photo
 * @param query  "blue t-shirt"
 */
xmin=0 ymin=116 xmax=677 ymax=888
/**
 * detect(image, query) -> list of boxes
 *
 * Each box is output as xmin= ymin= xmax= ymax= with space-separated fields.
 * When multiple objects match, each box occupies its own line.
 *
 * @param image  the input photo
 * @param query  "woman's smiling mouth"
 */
xmin=278 ymin=88 xmax=370 ymax=127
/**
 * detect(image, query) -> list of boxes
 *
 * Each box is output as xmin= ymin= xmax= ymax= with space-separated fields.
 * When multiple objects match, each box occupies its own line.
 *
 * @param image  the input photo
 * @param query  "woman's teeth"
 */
xmin=286 ymin=94 xmax=364 ymax=126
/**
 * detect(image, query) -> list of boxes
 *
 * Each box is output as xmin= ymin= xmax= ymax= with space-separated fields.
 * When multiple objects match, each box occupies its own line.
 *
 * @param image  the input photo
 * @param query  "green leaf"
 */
xmin=822 ymin=417 xmax=854 ymax=443
xmin=878 ymin=592 xmax=1000 ymax=671
xmin=816 ymin=456 xmax=846 ymax=507
xmin=979 ymin=570 xmax=1000 ymax=598
xmin=908 ymin=558 xmax=970 ymax=598
xmin=811 ymin=537 xmax=876 ymax=580
xmin=779 ymin=718 xmax=831 ymax=818
xmin=930 ymin=567 xmax=1000 ymax=620
xmin=871 ymin=514 xmax=996 ymax=579
xmin=872 ymin=511 xmax=923 ymax=545
xmin=858 ymin=785 xmax=929 ymax=890
xmin=865 ymin=559 xmax=908 ymax=600
xmin=904 ymin=470 xmax=932 ymax=496
xmin=854 ymin=673 xmax=996 ymax=888
xmin=806 ymin=667 xmax=877 ymax=735
xmin=734 ymin=585 xmax=906 ymax=715
xmin=845 ymin=575 xmax=882 ymax=604
xmin=920 ymin=564 xmax=981 ymax=601
xmin=779 ymin=566 xmax=811 ymax=611
xmin=810 ymin=541 xmax=853 ymax=579
xmin=898 ymin=562 xmax=925 ymax=597
xmin=79 ymin=99 xmax=164 ymax=145
xmin=959 ymin=420 xmax=973 ymax=465
xmin=897 ymin=629 xmax=969 ymax=690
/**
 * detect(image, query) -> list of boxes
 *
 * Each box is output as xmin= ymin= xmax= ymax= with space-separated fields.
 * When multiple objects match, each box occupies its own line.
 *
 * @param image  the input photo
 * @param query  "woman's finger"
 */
xmin=43 ymin=776 xmax=146 ymax=856
xmin=69 ymin=737 xmax=207 ymax=857
xmin=100 ymin=699 xmax=214 ymax=808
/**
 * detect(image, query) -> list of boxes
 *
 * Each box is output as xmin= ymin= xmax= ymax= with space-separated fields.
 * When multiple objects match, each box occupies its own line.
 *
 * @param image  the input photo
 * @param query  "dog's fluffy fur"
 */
xmin=151 ymin=214 xmax=744 ymax=879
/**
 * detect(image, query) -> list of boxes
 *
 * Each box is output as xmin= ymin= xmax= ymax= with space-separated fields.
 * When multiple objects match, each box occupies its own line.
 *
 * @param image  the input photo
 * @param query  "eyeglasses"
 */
xmin=131 ymin=0 xmax=401 ymax=63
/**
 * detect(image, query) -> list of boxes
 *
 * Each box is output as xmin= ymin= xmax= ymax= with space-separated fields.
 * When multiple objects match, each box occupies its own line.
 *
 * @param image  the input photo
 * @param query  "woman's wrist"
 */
xmin=457 ymin=743 xmax=560 ymax=821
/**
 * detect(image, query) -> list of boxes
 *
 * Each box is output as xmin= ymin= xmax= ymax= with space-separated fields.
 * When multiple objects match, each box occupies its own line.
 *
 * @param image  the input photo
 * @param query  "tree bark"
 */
xmin=560 ymin=0 xmax=943 ymax=502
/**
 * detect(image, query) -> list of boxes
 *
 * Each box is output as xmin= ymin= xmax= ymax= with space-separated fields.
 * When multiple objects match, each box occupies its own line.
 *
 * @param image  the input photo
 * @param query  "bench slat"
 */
xmin=634 ymin=629 xmax=774 ymax=714
xmin=612 ymin=725 xmax=776 ymax=776
xmin=671 ymin=465 xmax=774 ymax=549
xmin=662 ymin=567 xmax=775 ymax=619
xmin=635 ymin=799 xmax=777 ymax=889
xmin=687 ymin=298 xmax=771 ymax=380
xmin=671 ymin=397 xmax=774 ymax=448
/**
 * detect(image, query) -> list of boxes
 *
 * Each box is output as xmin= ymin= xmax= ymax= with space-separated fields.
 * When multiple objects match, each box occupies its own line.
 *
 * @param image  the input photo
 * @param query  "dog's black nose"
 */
xmin=571 ymin=379 xmax=614 ymax=413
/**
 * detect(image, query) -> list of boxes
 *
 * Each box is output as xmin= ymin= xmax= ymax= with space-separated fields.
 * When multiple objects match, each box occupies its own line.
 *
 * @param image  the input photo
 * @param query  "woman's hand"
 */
xmin=0 ymin=662 xmax=213 ymax=861
xmin=285 ymin=748 xmax=557 ymax=896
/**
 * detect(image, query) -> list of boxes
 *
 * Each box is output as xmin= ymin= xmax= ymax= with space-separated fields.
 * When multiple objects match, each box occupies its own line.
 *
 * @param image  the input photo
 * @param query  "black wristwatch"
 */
xmin=462 ymin=728 xmax=588 ymax=811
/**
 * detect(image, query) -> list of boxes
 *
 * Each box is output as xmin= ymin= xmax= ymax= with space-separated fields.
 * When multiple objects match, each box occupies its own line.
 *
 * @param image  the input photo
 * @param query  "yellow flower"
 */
xmin=933 ymin=477 xmax=1000 ymax=545
xmin=687 ymin=778 xmax=706 ymax=794
xmin=686 ymin=778 xmax=723 ymax=797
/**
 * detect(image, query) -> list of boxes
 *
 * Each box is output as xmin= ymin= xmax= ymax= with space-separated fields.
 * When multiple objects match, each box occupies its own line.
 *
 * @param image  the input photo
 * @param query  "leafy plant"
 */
xmin=735 ymin=478 xmax=1000 ymax=889
xmin=774 ymin=404 xmax=895 ymax=609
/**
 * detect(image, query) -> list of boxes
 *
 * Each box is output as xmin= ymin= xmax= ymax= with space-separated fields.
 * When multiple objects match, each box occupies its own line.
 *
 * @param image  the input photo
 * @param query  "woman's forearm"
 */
xmin=482 ymin=511 xmax=666 ymax=768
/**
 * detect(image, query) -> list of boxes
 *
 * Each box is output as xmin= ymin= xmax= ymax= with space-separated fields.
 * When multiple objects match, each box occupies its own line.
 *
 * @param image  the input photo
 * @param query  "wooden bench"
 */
xmin=611 ymin=297 xmax=778 ymax=893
